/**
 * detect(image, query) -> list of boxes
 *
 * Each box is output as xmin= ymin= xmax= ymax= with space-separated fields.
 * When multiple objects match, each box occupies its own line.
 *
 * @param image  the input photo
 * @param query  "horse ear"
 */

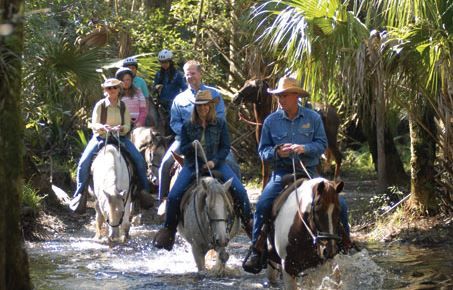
xmin=317 ymin=180 xmax=326 ymax=194
xmin=335 ymin=181 xmax=344 ymax=193
xmin=223 ymin=178 xmax=233 ymax=192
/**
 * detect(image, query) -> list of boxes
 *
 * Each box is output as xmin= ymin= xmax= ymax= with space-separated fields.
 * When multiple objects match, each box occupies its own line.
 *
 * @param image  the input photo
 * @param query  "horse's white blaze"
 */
xmin=327 ymin=203 xmax=334 ymax=234
xmin=274 ymin=177 xmax=326 ymax=259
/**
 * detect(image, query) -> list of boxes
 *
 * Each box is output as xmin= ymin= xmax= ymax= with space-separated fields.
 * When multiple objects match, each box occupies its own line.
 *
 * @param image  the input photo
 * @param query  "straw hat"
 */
xmin=267 ymin=77 xmax=309 ymax=97
xmin=101 ymin=78 xmax=122 ymax=88
xmin=190 ymin=90 xmax=219 ymax=105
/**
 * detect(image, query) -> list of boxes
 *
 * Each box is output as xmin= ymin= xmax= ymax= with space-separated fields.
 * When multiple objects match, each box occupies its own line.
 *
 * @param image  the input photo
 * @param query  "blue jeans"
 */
xmin=73 ymin=135 xmax=150 ymax=197
xmin=164 ymin=163 xmax=251 ymax=231
xmin=251 ymin=169 xmax=349 ymax=245
xmin=158 ymin=139 xmax=241 ymax=200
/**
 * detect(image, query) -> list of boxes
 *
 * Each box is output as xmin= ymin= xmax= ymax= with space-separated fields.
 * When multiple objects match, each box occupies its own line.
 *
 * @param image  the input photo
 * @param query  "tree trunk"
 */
xmin=0 ymin=0 xmax=32 ymax=289
xmin=407 ymin=95 xmax=437 ymax=213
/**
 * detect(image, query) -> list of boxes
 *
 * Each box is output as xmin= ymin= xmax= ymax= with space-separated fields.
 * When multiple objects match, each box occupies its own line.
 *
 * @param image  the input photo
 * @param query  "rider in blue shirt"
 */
xmin=158 ymin=60 xmax=241 ymax=205
xmin=242 ymin=77 xmax=351 ymax=274
xmin=153 ymin=49 xmax=187 ymax=114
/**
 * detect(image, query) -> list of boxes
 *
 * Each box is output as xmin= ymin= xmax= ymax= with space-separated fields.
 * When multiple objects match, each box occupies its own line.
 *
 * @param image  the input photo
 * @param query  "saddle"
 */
xmin=271 ymin=173 xmax=308 ymax=218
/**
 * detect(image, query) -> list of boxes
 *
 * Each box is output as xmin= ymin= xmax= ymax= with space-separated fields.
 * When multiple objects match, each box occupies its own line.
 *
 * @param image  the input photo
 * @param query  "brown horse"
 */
xmin=232 ymin=79 xmax=342 ymax=188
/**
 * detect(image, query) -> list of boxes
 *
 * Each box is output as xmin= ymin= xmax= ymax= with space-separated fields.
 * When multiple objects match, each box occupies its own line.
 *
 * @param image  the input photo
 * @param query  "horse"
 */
xmin=178 ymin=176 xmax=240 ymax=272
xmin=91 ymin=144 xmax=132 ymax=244
xmin=267 ymin=177 xmax=344 ymax=289
xmin=233 ymin=79 xmax=342 ymax=187
xmin=130 ymin=126 xmax=172 ymax=188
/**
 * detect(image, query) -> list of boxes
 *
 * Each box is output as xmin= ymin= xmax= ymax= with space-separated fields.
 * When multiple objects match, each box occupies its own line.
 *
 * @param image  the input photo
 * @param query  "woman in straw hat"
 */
xmin=153 ymin=90 xmax=252 ymax=251
xmin=242 ymin=77 xmax=351 ymax=274
xmin=70 ymin=78 xmax=153 ymax=212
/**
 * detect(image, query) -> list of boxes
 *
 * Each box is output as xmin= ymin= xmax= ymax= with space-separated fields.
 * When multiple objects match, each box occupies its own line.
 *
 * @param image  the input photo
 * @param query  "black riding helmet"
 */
xmin=115 ymin=67 xmax=135 ymax=81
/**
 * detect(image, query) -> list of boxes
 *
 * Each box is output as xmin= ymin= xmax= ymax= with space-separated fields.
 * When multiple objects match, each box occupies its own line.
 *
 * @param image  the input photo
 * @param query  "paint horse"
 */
xmin=178 ymin=177 xmax=240 ymax=272
xmin=233 ymin=79 xmax=342 ymax=188
xmin=268 ymin=177 xmax=344 ymax=289
xmin=92 ymin=143 xmax=132 ymax=244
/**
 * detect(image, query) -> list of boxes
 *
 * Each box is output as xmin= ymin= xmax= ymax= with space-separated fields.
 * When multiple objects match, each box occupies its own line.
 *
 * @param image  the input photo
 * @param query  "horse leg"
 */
xmin=121 ymin=202 xmax=133 ymax=243
xmin=266 ymin=261 xmax=281 ymax=287
xmin=331 ymin=146 xmax=342 ymax=180
xmin=94 ymin=201 xmax=104 ymax=240
xmin=281 ymin=265 xmax=298 ymax=290
xmin=214 ymin=247 xmax=229 ymax=274
xmin=192 ymin=245 xmax=207 ymax=271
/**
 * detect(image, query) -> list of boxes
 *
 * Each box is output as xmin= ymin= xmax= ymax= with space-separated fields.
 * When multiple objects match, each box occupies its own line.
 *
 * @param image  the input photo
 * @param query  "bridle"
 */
xmin=192 ymin=140 xmax=234 ymax=247
xmin=291 ymin=155 xmax=341 ymax=246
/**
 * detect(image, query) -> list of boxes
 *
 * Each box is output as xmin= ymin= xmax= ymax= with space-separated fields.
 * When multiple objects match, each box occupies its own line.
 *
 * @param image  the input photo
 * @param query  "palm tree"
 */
xmin=251 ymin=0 xmax=408 ymax=189
xmin=252 ymin=0 xmax=452 ymax=212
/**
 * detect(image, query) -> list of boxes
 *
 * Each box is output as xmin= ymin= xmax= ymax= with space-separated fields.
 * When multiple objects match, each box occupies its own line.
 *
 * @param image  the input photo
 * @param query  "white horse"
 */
xmin=267 ymin=177 xmax=344 ymax=290
xmin=92 ymin=144 xmax=132 ymax=244
xmin=178 ymin=176 xmax=240 ymax=273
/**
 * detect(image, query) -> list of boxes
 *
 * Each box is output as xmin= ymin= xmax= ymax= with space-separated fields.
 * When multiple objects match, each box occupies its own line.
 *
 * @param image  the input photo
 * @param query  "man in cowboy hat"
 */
xmin=242 ymin=76 xmax=330 ymax=273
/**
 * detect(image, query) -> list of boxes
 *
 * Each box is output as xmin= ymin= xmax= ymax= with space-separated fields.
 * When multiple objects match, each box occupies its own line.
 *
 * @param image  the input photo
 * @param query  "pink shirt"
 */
xmin=121 ymin=89 xmax=147 ymax=127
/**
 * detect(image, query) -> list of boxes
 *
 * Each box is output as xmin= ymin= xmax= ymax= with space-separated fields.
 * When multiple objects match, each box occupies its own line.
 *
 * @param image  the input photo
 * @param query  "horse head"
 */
xmin=199 ymin=177 xmax=234 ymax=248
xmin=310 ymin=179 xmax=344 ymax=260
xmin=144 ymin=129 xmax=172 ymax=186
xmin=101 ymin=187 xmax=128 ymax=242
xmin=232 ymin=79 xmax=270 ymax=105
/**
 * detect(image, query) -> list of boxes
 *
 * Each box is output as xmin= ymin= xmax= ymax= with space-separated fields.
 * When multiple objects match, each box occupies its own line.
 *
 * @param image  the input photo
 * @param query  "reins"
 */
xmin=291 ymin=154 xmax=341 ymax=245
xmin=192 ymin=140 xmax=231 ymax=247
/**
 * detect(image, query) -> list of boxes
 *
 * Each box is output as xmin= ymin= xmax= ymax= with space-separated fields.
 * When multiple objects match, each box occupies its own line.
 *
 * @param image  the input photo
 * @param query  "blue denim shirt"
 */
xmin=258 ymin=106 xmax=327 ymax=171
xmin=170 ymin=84 xmax=225 ymax=139
xmin=153 ymin=70 xmax=187 ymax=102
xmin=180 ymin=118 xmax=230 ymax=167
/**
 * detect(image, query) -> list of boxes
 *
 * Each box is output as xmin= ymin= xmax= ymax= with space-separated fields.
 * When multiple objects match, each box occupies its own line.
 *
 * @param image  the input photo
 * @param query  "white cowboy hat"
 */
xmin=267 ymin=77 xmax=309 ymax=97
xmin=190 ymin=90 xmax=219 ymax=105
xmin=101 ymin=78 xmax=123 ymax=88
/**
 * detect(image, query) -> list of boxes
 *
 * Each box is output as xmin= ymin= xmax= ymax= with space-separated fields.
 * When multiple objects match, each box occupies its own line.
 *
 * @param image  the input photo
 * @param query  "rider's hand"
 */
xmin=277 ymin=143 xmax=293 ymax=158
xmin=290 ymin=144 xmax=305 ymax=155
xmin=103 ymin=124 xmax=112 ymax=132
xmin=203 ymin=161 xmax=215 ymax=170
xmin=192 ymin=140 xmax=199 ymax=148
xmin=111 ymin=125 xmax=122 ymax=132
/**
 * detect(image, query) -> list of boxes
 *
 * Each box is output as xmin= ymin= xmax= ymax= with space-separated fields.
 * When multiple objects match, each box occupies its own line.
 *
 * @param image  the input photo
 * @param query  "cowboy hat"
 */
xmin=267 ymin=77 xmax=309 ymax=97
xmin=190 ymin=90 xmax=219 ymax=105
xmin=101 ymin=78 xmax=123 ymax=88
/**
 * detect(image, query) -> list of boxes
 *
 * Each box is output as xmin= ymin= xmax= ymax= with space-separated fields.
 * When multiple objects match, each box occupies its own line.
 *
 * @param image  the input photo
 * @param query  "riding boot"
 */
xmin=153 ymin=227 xmax=176 ymax=251
xmin=242 ymin=231 xmax=267 ymax=274
xmin=69 ymin=192 xmax=87 ymax=213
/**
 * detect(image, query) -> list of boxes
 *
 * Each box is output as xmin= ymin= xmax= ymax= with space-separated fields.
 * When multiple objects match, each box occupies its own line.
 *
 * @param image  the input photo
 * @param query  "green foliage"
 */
xmin=21 ymin=183 xmax=46 ymax=211
xmin=342 ymin=145 xmax=375 ymax=175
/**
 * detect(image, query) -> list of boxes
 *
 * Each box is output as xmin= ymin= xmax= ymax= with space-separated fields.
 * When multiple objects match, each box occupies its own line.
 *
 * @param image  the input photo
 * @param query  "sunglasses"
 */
xmin=106 ymin=86 xmax=119 ymax=90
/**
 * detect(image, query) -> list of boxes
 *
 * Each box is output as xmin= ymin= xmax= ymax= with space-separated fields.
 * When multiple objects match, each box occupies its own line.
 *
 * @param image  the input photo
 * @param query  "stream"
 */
xmin=27 ymin=179 xmax=453 ymax=289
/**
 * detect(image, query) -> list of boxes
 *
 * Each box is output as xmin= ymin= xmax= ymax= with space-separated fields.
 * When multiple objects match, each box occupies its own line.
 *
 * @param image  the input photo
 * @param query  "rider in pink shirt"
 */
xmin=115 ymin=67 xmax=147 ymax=127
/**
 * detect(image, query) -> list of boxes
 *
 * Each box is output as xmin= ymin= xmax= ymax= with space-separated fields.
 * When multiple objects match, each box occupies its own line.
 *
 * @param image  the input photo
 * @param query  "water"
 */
xmin=28 ymin=218 xmax=452 ymax=290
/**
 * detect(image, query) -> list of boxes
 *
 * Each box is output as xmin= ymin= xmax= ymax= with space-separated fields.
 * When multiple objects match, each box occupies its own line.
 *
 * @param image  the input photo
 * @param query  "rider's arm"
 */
xmin=170 ymin=100 xmax=184 ymax=137
xmin=120 ymin=105 xmax=131 ymax=136
xmin=211 ymin=119 xmax=230 ymax=166
xmin=91 ymin=101 xmax=106 ymax=135
xmin=136 ymin=91 xmax=147 ymax=127
xmin=258 ymin=118 xmax=280 ymax=162
xmin=179 ymin=122 xmax=194 ymax=157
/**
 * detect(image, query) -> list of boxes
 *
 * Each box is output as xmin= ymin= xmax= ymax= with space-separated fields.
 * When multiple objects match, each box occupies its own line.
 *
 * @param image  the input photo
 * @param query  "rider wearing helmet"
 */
xmin=123 ymin=57 xmax=150 ymax=100
xmin=153 ymin=49 xmax=187 ymax=115
xmin=115 ymin=67 xmax=147 ymax=127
